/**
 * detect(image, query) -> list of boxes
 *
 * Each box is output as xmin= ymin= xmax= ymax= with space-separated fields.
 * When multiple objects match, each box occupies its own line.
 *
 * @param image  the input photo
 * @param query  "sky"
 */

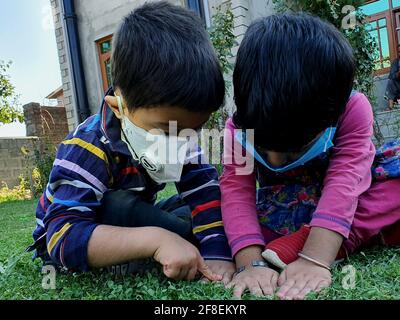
xmin=0 ymin=0 xmax=62 ymax=137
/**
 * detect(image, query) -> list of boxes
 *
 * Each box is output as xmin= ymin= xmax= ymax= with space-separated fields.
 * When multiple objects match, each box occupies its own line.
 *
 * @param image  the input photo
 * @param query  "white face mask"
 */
xmin=116 ymin=96 xmax=189 ymax=184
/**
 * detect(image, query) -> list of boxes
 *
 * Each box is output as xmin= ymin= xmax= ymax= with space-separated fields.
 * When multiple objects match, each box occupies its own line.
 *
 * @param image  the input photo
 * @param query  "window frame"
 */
xmin=96 ymin=35 xmax=113 ymax=92
xmin=368 ymin=11 xmax=395 ymax=75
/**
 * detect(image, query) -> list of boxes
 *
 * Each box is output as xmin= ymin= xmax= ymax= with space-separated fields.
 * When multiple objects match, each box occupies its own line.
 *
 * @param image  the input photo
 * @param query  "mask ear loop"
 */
xmin=116 ymin=95 xmax=125 ymax=119
xmin=117 ymin=95 xmax=140 ymax=160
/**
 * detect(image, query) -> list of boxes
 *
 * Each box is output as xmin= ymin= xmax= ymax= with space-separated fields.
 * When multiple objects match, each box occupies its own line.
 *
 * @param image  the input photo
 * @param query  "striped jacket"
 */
xmin=32 ymin=93 xmax=232 ymax=271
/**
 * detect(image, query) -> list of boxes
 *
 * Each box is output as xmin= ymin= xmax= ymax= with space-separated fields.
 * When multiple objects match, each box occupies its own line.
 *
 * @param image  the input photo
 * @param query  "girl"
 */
xmin=221 ymin=13 xmax=400 ymax=300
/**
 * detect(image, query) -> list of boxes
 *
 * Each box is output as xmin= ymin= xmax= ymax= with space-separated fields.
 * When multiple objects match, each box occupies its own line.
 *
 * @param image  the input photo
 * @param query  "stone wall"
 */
xmin=375 ymin=109 xmax=400 ymax=143
xmin=0 ymin=103 xmax=69 ymax=188
xmin=0 ymin=137 xmax=39 ymax=188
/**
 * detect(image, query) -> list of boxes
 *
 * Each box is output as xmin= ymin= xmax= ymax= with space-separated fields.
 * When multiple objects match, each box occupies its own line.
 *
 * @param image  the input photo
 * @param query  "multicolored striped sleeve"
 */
xmin=42 ymin=131 xmax=110 ymax=271
xmin=176 ymin=163 xmax=232 ymax=261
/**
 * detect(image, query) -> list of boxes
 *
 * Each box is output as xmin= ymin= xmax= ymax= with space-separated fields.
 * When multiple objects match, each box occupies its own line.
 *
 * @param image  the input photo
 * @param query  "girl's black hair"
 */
xmin=112 ymin=1 xmax=225 ymax=113
xmin=233 ymin=12 xmax=356 ymax=152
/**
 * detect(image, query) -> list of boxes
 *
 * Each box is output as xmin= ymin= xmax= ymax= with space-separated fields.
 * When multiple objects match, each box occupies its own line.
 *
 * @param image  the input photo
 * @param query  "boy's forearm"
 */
xmin=87 ymin=225 xmax=167 ymax=268
xmin=302 ymin=227 xmax=344 ymax=265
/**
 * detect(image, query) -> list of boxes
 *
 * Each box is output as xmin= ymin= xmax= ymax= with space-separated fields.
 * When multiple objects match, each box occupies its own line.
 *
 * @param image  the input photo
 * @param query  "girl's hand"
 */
xmin=202 ymin=260 xmax=236 ymax=285
xmin=277 ymin=258 xmax=332 ymax=300
xmin=227 ymin=267 xmax=279 ymax=299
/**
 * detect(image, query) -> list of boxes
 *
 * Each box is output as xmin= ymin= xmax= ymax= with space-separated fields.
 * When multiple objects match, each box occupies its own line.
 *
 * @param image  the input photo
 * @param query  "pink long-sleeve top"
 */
xmin=220 ymin=92 xmax=376 ymax=257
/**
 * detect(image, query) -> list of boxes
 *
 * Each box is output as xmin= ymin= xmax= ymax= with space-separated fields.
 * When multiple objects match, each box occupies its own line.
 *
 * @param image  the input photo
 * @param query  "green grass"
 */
xmin=0 ymin=186 xmax=399 ymax=300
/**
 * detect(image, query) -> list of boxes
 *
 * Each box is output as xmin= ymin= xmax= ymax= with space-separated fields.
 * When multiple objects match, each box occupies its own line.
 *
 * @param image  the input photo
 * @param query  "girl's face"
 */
xmin=259 ymin=131 xmax=325 ymax=167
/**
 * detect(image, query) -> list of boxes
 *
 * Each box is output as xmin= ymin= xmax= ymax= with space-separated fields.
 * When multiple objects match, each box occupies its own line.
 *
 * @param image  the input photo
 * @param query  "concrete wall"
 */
xmin=0 ymin=137 xmax=39 ymax=188
xmin=373 ymin=74 xmax=390 ymax=112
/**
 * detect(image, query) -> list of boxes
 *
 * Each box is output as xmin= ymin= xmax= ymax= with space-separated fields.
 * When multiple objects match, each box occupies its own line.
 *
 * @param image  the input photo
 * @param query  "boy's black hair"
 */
xmin=112 ymin=1 xmax=224 ymax=113
xmin=233 ymin=13 xmax=356 ymax=152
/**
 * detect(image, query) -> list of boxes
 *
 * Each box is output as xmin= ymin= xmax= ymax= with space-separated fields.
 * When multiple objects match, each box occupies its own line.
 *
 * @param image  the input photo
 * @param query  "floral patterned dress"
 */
xmin=256 ymin=139 xmax=400 ymax=236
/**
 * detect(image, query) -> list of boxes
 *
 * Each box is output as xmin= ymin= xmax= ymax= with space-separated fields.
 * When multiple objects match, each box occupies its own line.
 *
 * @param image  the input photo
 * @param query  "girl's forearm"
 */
xmin=87 ymin=225 xmax=167 ymax=268
xmin=234 ymin=245 xmax=264 ymax=268
xmin=302 ymin=227 xmax=344 ymax=265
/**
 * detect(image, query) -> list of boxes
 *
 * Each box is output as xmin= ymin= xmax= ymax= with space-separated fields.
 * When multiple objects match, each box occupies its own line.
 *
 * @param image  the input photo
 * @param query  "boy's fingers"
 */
xmin=186 ymin=267 xmax=198 ymax=281
xmin=163 ymin=265 xmax=181 ymax=280
xmin=197 ymin=258 xmax=222 ymax=282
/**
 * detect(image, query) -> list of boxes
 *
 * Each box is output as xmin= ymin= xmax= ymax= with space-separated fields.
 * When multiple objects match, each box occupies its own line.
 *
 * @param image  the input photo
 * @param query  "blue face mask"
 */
xmin=235 ymin=127 xmax=337 ymax=173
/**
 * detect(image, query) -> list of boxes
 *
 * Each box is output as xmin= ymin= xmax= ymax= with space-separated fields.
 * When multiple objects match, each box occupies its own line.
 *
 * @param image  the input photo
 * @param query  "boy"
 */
xmin=29 ymin=2 xmax=234 ymax=283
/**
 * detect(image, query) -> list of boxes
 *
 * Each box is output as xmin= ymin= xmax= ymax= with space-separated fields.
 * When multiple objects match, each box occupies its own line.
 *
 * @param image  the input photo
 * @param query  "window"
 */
xmin=367 ymin=17 xmax=392 ymax=70
xmin=96 ymin=35 xmax=113 ymax=92
xmin=359 ymin=1 xmax=400 ymax=74
xmin=186 ymin=0 xmax=211 ymax=28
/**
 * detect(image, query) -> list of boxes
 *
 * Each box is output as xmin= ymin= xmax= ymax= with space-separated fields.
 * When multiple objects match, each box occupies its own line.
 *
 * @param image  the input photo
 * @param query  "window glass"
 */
xmin=367 ymin=20 xmax=392 ymax=70
xmin=101 ymin=40 xmax=112 ymax=54
xmin=359 ymin=0 xmax=389 ymax=16
xmin=105 ymin=59 xmax=112 ymax=88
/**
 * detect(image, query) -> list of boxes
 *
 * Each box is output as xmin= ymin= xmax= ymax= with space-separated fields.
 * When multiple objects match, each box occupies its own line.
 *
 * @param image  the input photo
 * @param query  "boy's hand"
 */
xmin=153 ymin=231 xmax=222 ymax=282
xmin=227 ymin=267 xmax=278 ymax=299
xmin=201 ymin=260 xmax=236 ymax=285
xmin=277 ymin=258 xmax=332 ymax=300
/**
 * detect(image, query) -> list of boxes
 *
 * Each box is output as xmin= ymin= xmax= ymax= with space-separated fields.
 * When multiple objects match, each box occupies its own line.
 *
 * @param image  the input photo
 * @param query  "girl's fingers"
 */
xmin=285 ymin=280 xmax=307 ymax=300
xmin=294 ymin=278 xmax=321 ymax=300
xmin=277 ymin=279 xmax=295 ymax=299
xmin=247 ymin=279 xmax=263 ymax=297
xmin=271 ymin=272 xmax=279 ymax=291
xmin=222 ymin=272 xmax=232 ymax=286
xmin=278 ymin=269 xmax=287 ymax=287
xmin=233 ymin=283 xmax=246 ymax=299
xmin=197 ymin=258 xmax=222 ymax=282
xmin=294 ymin=287 xmax=313 ymax=300
xmin=315 ymin=280 xmax=331 ymax=293
xmin=259 ymin=279 xmax=274 ymax=296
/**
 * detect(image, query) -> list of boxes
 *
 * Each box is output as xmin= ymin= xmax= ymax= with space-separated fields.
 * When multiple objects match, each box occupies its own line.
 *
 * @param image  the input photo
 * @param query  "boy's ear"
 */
xmin=105 ymin=95 xmax=123 ymax=119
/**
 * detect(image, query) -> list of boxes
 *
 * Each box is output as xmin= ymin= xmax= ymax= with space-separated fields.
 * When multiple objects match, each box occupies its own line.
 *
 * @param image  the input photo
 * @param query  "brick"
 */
xmin=233 ymin=25 xmax=248 ymax=37
xmin=232 ymin=5 xmax=248 ymax=18
xmin=59 ymin=54 xmax=66 ymax=64
xmin=50 ymin=0 xmax=58 ymax=9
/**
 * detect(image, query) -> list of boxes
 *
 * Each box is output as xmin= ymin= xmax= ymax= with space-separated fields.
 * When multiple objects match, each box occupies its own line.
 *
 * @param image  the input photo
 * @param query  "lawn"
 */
xmin=0 ymin=185 xmax=399 ymax=300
